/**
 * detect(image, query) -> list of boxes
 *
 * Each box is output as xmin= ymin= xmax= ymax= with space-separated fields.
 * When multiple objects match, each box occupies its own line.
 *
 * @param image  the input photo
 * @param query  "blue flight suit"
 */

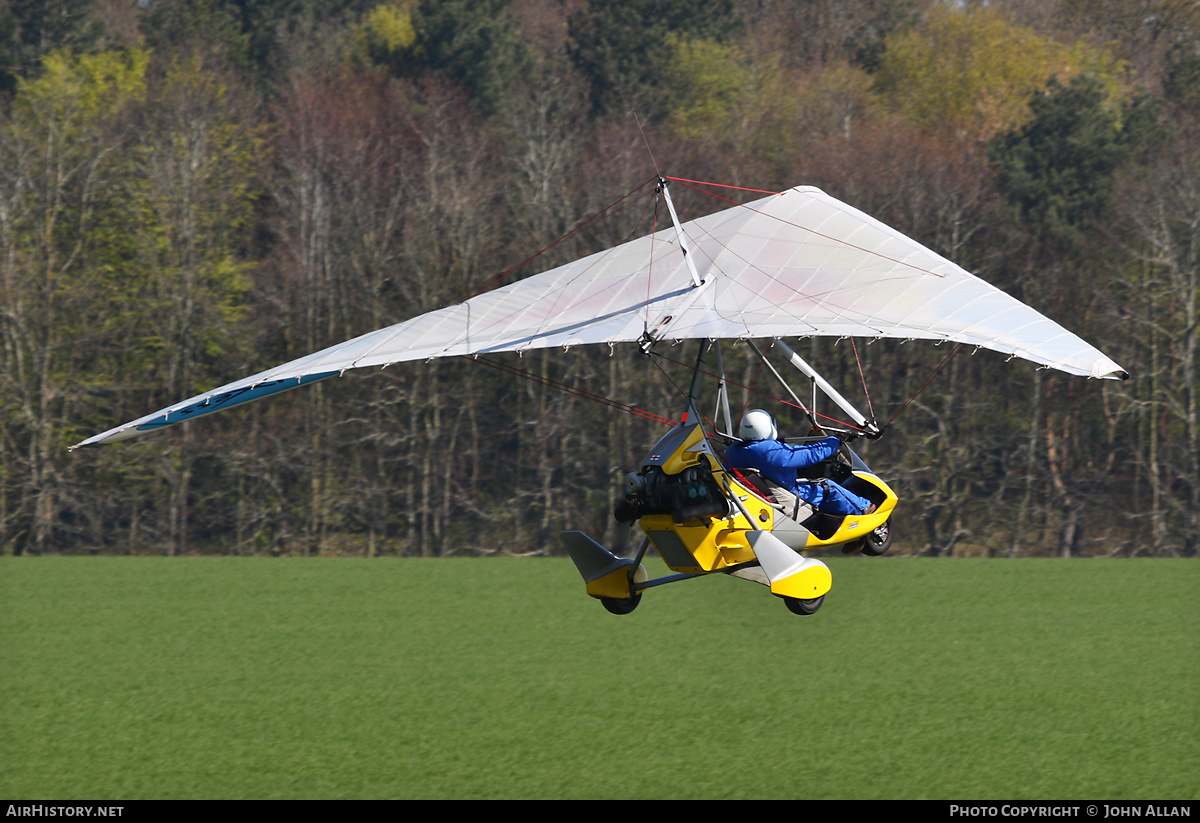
xmin=724 ymin=436 xmax=871 ymax=516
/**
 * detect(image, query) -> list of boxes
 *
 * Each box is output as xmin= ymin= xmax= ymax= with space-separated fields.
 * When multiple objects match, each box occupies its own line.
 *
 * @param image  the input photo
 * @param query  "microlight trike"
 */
xmin=73 ymin=177 xmax=1127 ymax=615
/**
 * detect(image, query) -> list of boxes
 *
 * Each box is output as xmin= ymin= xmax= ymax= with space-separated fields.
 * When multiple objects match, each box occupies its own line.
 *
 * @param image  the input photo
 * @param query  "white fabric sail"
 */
xmin=74 ymin=184 xmax=1126 ymax=447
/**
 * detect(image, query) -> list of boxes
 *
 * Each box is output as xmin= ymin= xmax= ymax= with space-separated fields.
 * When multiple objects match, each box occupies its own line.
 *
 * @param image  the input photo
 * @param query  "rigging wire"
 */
xmin=468 ymin=355 xmax=677 ymax=427
xmin=647 ymin=350 xmax=688 ymax=404
xmin=669 ymin=175 xmax=951 ymax=281
xmin=470 ymin=334 xmax=962 ymax=438
xmin=850 ymin=338 xmax=876 ymax=422
xmin=464 ymin=176 xmax=658 ymax=300
xmin=739 ymin=354 xmax=766 ymax=423
xmin=648 ymin=348 xmax=864 ymax=431
xmin=633 ymin=112 xmax=661 ymax=176
xmin=664 ymin=176 xmax=781 ymax=198
xmin=881 ymin=342 xmax=965 ymax=432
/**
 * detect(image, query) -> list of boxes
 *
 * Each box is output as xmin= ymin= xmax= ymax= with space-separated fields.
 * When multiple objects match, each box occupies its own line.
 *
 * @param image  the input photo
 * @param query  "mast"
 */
xmin=659 ymin=177 xmax=704 ymax=288
xmin=639 ymin=177 xmax=711 ymax=353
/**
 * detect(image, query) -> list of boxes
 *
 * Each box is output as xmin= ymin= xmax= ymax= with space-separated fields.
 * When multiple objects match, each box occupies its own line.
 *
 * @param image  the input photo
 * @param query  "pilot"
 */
xmin=724 ymin=409 xmax=872 ymax=518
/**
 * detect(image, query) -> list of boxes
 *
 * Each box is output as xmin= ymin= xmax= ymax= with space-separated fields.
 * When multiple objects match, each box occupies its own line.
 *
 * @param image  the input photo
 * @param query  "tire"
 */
xmin=861 ymin=520 xmax=893 ymax=556
xmin=600 ymin=595 xmax=642 ymax=615
xmin=784 ymin=595 xmax=824 ymax=615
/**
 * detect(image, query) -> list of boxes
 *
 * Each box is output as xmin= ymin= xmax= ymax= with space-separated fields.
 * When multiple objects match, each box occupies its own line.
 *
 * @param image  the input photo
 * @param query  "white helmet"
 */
xmin=738 ymin=409 xmax=777 ymax=441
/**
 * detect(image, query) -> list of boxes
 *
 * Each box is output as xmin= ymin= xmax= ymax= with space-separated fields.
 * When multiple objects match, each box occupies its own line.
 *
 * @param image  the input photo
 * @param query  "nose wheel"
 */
xmin=843 ymin=520 xmax=893 ymax=556
xmin=861 ymin=521 xmax=892 ymax=556
xmin=784 ymin=595 xmax=824 ymax=615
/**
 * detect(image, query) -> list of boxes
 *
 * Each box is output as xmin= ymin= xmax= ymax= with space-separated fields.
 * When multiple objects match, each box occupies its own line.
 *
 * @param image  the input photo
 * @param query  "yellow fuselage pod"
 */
xmin=637 ymin=423 xmax=899 ymax=574
xmin=799 ymin=472 xmax=899 ymax=550
xmin=639 ymin=468 xmax=768 ymax=574
xmin=637 ymin=422 xmax=771 ymax=574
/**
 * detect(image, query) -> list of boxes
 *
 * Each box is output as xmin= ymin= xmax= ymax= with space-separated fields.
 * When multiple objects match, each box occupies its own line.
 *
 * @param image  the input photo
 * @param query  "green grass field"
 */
xmin=1 ymin=556 xmax=1196 ymax=799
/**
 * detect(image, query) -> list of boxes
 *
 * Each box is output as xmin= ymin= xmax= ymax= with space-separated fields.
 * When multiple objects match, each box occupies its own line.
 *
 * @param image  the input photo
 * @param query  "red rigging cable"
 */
xmin=670 ymin=176 xmax=949 ymax=281
xmin=850 ymin=338 xmax=876 ymax=421
xmin=467 ymin=175 xmax=764 ymax=302
xmin=882 ymin=343 xmax=965 ymax=432
xmin=664 ymin=176 xmax=782 ymax=203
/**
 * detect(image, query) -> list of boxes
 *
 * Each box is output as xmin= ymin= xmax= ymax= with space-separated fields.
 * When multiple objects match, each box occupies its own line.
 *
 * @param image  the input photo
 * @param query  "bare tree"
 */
xmin=0 ymin=50 xmax=146 ymax=554
xmin=1114 ymin=123 xmax=1200 ymax=555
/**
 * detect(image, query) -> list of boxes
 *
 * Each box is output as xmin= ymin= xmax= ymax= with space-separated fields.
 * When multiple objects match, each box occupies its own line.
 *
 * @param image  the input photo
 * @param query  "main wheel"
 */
xmin=600 ymin=595 xmax=642 ymax=615
xmin=784 ymin=595 xmax=824 ymax=615
xmin=861 ymin=520 xmax=893 ymax=556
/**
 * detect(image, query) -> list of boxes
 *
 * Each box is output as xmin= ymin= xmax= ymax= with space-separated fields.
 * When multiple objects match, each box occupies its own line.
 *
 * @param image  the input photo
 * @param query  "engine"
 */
xmin=614 ymin=463 xmax=729 ymax=525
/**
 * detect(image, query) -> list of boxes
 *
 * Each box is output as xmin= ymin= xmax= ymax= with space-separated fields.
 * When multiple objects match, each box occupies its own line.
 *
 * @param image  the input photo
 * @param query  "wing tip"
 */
xmin=1093 ymin=361 xmax=1130 ymax=381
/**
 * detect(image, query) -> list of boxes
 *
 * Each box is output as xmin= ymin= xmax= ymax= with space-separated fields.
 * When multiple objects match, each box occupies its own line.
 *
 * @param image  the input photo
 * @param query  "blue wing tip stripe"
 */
xmin=135 ymin=371 xmax=339 ymax=432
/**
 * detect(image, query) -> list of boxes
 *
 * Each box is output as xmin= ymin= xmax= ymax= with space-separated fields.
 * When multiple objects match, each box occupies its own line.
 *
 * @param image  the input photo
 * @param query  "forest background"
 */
xmin=1 ymin=0 xmax=1197 ymax=560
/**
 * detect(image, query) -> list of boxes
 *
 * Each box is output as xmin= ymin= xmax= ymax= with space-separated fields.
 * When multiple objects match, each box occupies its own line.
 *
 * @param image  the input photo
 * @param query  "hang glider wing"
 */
xmin=74 ymin=184 xmax=1126 ymax=447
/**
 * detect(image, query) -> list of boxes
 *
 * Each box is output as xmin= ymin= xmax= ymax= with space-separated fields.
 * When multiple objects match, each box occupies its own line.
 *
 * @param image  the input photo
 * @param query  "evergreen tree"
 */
xmin=0 ymin=0 xmax=104 ymax=95
xmin=989 ymin=74 xmax=1127 ymax=247
xmin=359 ymin=0 xmax=532 ymax=116
xmin=567 ymin=0 xmax=738 ymax=119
